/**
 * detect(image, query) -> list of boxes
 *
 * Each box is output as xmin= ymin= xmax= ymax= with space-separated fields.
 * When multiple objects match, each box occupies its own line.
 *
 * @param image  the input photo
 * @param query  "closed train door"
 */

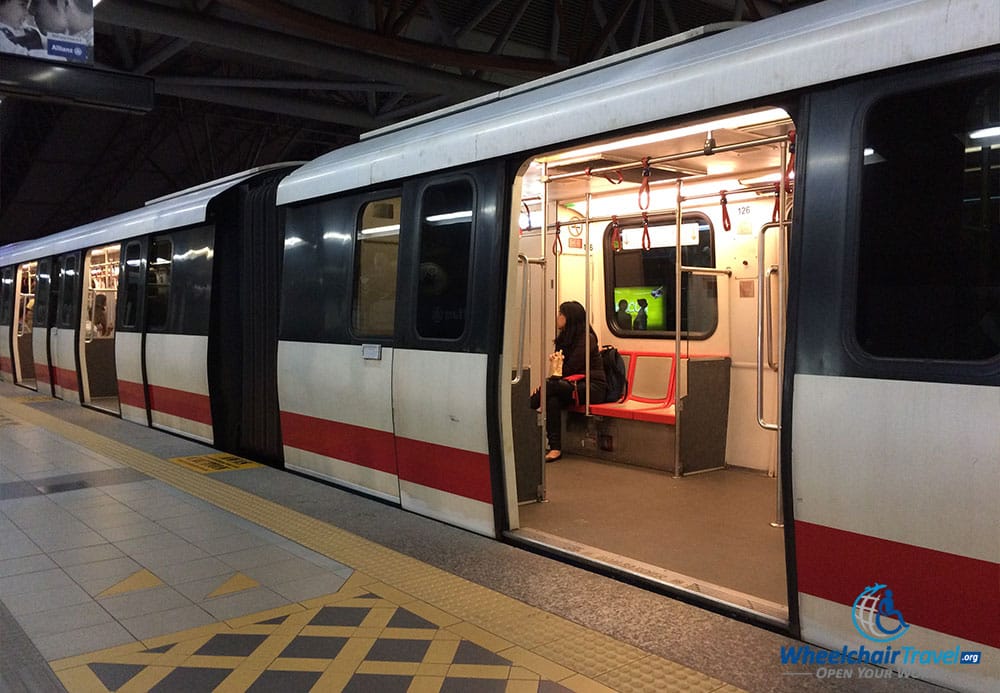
xmin=115 ymin=239 xmax=149 ymax=425
xmin=79 ymin=245 xmax=121 ymax=414
xmin=278 ymin=190 xmax=404 ymax=502
xmin=501 ymin=106 xmax=795 ymax=623
xmin=278 ymin=165 xmax=503 ymax=536
xmin=143 ymin=229 xmax=216 ymax=442
xmin=31 ymin=258 xmax=56 ymax=396
xmin=51 ymin=252 xmax=83 ymax=402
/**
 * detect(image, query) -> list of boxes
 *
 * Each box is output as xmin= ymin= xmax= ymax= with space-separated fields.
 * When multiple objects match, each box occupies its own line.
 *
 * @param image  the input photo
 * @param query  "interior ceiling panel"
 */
xmin=0 ymin=0 xmax=822 ymax=244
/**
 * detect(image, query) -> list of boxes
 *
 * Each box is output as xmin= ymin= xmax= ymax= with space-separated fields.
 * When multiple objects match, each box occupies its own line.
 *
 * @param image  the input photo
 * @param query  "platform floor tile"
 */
xmin=1 ymin=394 xmax=742 ymax=693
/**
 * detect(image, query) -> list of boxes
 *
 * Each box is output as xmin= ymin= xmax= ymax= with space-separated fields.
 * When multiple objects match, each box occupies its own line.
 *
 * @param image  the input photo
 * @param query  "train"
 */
xmin=1 ymin=0 xmax=996 ymax=689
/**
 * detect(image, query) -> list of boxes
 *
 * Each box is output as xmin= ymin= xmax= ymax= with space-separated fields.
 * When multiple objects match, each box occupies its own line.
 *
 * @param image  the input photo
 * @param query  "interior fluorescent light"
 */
xmin=541 ymin=108 xmax=791 ymax=164
xmin=969 ymin=126 xmax=1000 ymax=139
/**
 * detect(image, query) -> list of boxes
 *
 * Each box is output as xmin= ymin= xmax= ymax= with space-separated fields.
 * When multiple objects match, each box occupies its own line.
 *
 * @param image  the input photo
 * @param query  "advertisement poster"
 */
xmin=0 ymin=0 xmax=94 ymax=64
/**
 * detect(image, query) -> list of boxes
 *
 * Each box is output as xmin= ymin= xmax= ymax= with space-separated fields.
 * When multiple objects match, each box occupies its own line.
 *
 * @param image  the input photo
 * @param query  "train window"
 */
xmin=121 ymin=242 xmax=142 ymax=329
xmin=856 ymin=77 xmax=1000 ymax=361
xmin=353 ymin=197 xmax=401 ymax=336
xmin=146 ymin=237 xmax=172 ymax=330
xmin=415 ymin=180 xmax=474 ymax=340
xmin=0 ymin=267 xmax=12 ymax=323
xmin=57 ymin=256 xmax=77 ymax=328
xmin=605 ymin=213 xmax=717 ymax=338
xmin=34 ymin=259 xmax=51 ymax=329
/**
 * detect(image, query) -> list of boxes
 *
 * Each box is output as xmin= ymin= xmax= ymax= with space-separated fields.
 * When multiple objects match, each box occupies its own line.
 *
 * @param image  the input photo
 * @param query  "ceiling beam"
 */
xmin=97 ymin=0 xmax=502 ymax=103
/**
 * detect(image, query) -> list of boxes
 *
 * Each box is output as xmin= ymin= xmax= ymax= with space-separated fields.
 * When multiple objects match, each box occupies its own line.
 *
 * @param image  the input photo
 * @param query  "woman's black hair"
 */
xmin=554 ymin=300 xmax=594 ymax=352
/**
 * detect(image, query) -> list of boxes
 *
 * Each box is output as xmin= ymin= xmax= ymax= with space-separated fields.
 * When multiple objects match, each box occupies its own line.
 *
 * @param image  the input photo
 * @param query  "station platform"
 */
xmin=0 ymin=381 xmax=945 ymax=693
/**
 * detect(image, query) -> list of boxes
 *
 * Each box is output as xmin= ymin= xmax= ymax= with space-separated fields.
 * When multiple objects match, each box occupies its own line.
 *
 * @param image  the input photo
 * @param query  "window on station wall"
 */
xmin=856 ymin=77 xmax=1000 ymax=361
xmin=353 ymin=197 xmax=401 ymax=337
xmin=121 ymin=242 xmax=142 ymax=329
xmin=415 ymin=179 xmax=474 ymax=340
xmin=146 ymin=237 xmax=172 ymax=330
xmin=605 ymin=213 xmax=718 ymax=338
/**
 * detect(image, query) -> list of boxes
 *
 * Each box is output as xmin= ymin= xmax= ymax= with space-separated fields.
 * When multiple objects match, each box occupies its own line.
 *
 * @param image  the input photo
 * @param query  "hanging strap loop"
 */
xmin=720 ymin=190 xmax=731 ymax=231
xmin=610 ymin=214 xmax=622 ymax=252
xmin=585 ymin=166 xmax=624 ymax=185
xmin=552 ymin=220 xmax=563 ymax=256
xmin=638 ymin=156 xmax=651 ymax=210
xmin=641 ymin=212 xmax=651 ymax=251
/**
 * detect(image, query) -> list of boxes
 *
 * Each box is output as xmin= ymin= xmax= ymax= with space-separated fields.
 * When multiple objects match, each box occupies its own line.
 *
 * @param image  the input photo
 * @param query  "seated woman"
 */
xmin=531 ymin=301 xmax=606 ymax=462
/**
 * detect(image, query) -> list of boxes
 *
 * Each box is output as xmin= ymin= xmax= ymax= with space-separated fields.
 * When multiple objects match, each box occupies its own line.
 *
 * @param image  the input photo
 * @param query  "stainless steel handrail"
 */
xmin=757 ymin=222 xmax=780 ymax=432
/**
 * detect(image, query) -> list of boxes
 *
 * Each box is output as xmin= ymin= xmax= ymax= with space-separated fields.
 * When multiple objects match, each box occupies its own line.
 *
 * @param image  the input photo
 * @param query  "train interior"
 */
xmin=80 ymin=245 xmax=121 ymax=414
xmin=13 ymin=260 xmax=37 ymax=389
xmin=504 ymin=105 xmax=795 ymax=622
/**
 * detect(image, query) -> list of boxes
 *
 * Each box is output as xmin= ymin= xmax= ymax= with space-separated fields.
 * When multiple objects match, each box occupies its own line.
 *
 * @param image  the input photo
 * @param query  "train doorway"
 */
xmin=12 ymin=261 xmax=38 ymax=390
xmin=502 ymin=106 xmax=793 ymax=623
xmin=80 ymin=246 xmax=121 ymax=414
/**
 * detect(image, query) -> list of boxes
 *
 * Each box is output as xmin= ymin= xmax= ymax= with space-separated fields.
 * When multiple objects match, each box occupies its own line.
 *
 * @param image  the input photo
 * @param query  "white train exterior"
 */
xmin=1 ymin=1 xmax=996 ymax=690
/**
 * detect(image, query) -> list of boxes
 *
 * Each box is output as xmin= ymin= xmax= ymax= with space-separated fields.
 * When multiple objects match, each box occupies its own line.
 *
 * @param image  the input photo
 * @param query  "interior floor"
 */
xmin=516 ymin=455 xmax=787 ymax=618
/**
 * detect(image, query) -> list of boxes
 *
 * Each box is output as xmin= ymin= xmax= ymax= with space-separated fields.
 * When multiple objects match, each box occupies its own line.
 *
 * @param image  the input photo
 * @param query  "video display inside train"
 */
xmin=0 ymin=0 xmax=93 ymax=64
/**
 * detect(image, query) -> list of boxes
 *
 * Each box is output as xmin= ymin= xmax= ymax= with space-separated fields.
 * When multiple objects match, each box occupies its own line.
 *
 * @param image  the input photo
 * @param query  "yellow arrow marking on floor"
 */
xmin=97 ymin=569 xmax=164 ymax=598
xmin=208 ymin=573 xmax=260 ymax=598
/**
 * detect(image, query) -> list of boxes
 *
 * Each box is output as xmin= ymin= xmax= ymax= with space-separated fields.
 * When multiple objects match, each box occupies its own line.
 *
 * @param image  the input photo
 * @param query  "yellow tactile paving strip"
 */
xmin=0 ymin=395 xmax=744 ymax=693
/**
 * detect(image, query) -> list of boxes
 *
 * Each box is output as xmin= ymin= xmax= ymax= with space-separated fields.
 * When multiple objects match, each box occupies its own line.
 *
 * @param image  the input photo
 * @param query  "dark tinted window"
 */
xmin=857 ymin=78 xmax=999 ymax=361
xmin=280 ymin=196 xmax=358 ymax=343
xmin=34 ymin=259 xmax=51 ymax=328
xmin=415 ymin=180 xmax=474 ymax=339
xmin=121 ymin=242 xmax=142 ymax=329
xmin=606 ymin=213 xmax=717 ymax=338
xmin=0 ymin=268 xmax=12 ymax=323
xmin=57 ymin=255 xmax=78 ymax=328
xmin=146 ymin=237 xmax=172 ymax=330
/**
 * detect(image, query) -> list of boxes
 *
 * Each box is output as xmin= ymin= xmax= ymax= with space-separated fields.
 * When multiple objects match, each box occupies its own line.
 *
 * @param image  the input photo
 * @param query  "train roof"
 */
xmin=0 ymin=163 xmax=299 ymax=268
xmin=277 ymin=0 xmax=998 ymax=207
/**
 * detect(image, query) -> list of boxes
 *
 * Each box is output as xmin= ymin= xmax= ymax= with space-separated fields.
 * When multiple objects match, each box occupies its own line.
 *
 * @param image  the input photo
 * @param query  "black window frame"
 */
xmin=603 ymin=211 xmax=718 ymax=340
xmin=845 ymin=65 xmax=1000 ymax=371
xmin=56 ymin=253 xmax=80 ymax=329
xmin=0 ymin=267 xmax=13 ymax=324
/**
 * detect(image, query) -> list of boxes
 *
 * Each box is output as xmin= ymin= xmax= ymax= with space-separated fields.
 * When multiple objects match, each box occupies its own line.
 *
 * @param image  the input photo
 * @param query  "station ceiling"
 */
xmin=0 ymin=0 xmax=820 ymax=244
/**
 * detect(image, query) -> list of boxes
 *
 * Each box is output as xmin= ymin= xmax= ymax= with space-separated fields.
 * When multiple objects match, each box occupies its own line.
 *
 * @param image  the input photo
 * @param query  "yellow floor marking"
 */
xmin=207 ymin=572 xmax=260 ymax=598
xmin=97 ymin=568 xmax=164 ymax=597
xmin=167 ymin=452 xmax=262 ymax=473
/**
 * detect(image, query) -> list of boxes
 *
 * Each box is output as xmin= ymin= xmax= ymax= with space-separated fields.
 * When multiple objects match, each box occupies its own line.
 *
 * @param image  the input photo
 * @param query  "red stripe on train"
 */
xmin=147 ymin=384 xmax=212 ymax=425
xmin=54 ymin=366 xmax=78 ymax=392
xmin=795 ymin=520 xmax=1000 ymax=648
xmin=117 ymin=379 xmax=146 ymax=410
xmin=396 ymin=437 xmax=492 ymax=505
xmin=34 ymin=363 xmax=51 ymax=384
xmin=280 ymin=411 xmax=397 ymax=475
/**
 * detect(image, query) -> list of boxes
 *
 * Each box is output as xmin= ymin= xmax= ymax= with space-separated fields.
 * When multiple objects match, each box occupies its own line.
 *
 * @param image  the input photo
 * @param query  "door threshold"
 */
xmin=507 ymin=527 xmax=788 ymax=626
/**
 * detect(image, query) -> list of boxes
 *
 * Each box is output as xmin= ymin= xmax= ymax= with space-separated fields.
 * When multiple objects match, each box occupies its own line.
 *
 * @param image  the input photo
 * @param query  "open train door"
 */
xmin=501 ymin=107 xmax=796 ymax=624
xmin=12 ymin=261 xmax=37 ymax=390
xmin=79 ymin=245 xmax=121 ymax=414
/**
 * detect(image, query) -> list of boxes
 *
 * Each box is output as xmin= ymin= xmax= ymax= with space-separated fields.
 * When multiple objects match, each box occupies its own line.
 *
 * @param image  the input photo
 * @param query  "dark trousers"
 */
xmin=533 ymin=377 xmax=606 ymax=450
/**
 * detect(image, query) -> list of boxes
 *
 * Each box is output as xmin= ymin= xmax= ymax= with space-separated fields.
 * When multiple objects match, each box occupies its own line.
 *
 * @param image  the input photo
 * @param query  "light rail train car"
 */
xmin=1 ymin=1 xmax=996 ymax=690
xmin=0 ymin=164 xmax=295 ymax=459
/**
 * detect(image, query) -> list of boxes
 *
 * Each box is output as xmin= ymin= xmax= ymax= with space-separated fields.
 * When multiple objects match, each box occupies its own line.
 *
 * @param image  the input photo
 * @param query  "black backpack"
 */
xmin=600 ymin=346 xmax=627 ymax=403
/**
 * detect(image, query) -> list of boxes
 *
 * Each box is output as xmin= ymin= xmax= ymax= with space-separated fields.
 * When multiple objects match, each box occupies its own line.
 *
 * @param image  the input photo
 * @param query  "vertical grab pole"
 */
xmin=771 ymin=139 xmax=789 ymax=529
xmin=539 ymin=162 xmax=550 ymax=499
xmin=584 ymin=193 xmax=592 ymax=413
xmin=674 ymin=180 xmax=683 ymax=478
